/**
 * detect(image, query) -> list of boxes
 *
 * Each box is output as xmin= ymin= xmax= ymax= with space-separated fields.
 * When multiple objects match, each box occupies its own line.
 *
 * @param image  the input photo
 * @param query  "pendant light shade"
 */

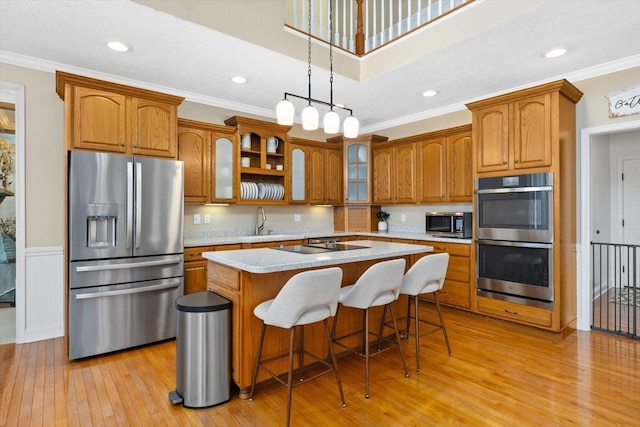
xmin=301 ymin=105 xmax=319 ymax=130
xmin=323 ymin=110 xmax=340 ymax=134
xmin=276 ymin=99 xmax=294 ymax=125
xmin=343 ymin=115 xmax=360 ymax=138
xmin=274 ymin=0 xmax=359 ymax=137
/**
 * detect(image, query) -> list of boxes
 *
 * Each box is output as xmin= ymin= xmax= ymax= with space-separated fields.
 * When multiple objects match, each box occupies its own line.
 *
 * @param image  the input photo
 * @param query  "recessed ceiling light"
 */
xmin=422 ymin=90 xmax=438 ymax=97
xmin=231 ymin=76 xmax=247 ymax=84
xmin=107 ymin=41 xmax=130 ymax=52
xmin=545 ymin=48 xmax=567 ymax=58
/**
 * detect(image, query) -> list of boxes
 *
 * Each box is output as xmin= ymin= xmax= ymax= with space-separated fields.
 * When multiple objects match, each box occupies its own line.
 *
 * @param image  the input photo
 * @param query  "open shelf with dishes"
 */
xmin=225 ymin=116 xmax=291 ymax=204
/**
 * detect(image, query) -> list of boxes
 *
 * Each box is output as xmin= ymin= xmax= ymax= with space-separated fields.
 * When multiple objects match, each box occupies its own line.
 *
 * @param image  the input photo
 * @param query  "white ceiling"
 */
xmin=1 ymin=0 xmax=639 ymax=133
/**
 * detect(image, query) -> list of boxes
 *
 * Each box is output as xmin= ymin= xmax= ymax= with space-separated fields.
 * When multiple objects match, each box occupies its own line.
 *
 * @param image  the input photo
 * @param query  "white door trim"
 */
xmin=0 ymin=82 xmax=26 ymax=343
xmin=579 ymin=119 xmax=640 ymax=331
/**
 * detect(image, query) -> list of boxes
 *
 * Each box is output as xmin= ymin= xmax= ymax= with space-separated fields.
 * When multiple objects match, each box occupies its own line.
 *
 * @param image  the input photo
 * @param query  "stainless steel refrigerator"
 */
xmin=68 ymin=150 xmax=184 ymax=360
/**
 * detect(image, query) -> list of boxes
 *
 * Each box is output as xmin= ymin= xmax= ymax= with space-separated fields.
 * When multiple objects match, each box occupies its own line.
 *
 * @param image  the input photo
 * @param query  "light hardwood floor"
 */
xmin=1 ymin=302 xmax=639 ymax=426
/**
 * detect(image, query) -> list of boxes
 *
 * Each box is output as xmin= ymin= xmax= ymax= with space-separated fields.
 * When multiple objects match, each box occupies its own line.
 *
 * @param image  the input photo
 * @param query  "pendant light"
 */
xmin=276 ymin=0 xmax=359 ymax=137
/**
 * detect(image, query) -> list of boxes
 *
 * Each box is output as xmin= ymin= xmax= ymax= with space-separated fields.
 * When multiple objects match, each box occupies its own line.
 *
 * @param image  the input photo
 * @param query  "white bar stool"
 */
xmin=248 ymin=267 xmax=346 ymax=427
xmin=401 ymin=253 xmax=452 ymax=372
xmin=331 ymin=258 xmax=408 ymax=398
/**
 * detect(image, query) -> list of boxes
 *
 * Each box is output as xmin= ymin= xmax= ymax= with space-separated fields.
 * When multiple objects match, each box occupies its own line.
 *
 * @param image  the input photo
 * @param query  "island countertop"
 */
xmin=202 ymin=240 xmax=432 ymax=273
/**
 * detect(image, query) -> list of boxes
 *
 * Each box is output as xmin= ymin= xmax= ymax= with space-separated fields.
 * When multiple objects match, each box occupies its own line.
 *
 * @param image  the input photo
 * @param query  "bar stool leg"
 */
xmin=414 ymin=295 xmax=421 ymax=372
xmin=286 ymin=326 xmax=296 ymax=427
xmin=388 ymin=303 xmax=409 ymax=378
xmin=406 ymin=296 xmax=412 ymax=341
xmin=376 ymin=305 xmax=387 ymax=352
xmin=298 ymin=325 xmax=304 ymax=379
xmin=434 ymin=293 xmax=453 ymax=357
xmin=364 ymin=308 xmax=370 ymax=398
xmin=249 ymin=323 xmax=267 ymax=402
xmin=323 ymin=319 xmax=346 ymax=408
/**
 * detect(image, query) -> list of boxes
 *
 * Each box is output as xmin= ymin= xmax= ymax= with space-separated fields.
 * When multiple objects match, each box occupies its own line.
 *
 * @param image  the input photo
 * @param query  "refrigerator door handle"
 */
xmin=135 ymin=162 xmax=142 ymax=249
xmin=75 ymin=256 xmax=182 ymax=273
xmin=75 ymin=280 xmax=181 ymax=300
xmin=126 ymin=161 xmax=134 ymax=249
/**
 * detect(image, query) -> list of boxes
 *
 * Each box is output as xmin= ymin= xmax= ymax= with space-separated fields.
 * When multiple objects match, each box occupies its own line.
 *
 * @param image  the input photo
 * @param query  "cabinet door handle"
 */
xmin=502 ymin=160 xmax=507 ymax=165
xmin=134 ymin=144 xmax=139 ymax=148
xmin=449 ymin=193 xmax=454 ymax=197
xmin=514 ymin=159 xmax=519 ymax=163
xmin=504 ymin=309 xmax=519 ymax=315
xmin=120 ymin=141 xmax=125 ymax=146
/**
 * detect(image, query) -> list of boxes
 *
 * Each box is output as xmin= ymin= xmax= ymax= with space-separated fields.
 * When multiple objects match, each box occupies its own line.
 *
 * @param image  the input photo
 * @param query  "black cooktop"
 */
xmin=271 ymin=243 xmax=370 ymax=254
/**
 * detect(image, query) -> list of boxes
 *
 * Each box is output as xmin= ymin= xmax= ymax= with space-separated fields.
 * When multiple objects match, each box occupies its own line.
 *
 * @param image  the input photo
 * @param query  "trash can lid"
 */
xmin=175 ymin=291 xmax=232 ymax=313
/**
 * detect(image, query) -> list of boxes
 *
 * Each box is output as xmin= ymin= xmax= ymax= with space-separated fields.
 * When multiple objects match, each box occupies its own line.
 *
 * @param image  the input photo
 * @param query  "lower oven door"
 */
xmin=69 ymin=277 xmax=183 ymax=360
xmin=476 ymin=240 xmax=553 ymax=307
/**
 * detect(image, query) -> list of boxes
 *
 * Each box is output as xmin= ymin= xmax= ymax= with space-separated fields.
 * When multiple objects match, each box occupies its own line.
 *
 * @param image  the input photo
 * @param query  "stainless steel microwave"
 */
xmin=425 ymin=212 xmax=472 ymax=239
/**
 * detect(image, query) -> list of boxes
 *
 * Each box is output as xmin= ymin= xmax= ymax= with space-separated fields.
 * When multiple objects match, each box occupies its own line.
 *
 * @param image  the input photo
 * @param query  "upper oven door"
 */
xmin=475 ymin=173 xmax=553 ymax=243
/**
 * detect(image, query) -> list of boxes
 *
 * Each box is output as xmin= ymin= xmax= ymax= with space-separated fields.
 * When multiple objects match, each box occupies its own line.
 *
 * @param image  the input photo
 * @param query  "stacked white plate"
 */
xmin=240 ymin=181 xmax=258 ymax=199
xmin=257 ymin=183 xmax=284 ymax=200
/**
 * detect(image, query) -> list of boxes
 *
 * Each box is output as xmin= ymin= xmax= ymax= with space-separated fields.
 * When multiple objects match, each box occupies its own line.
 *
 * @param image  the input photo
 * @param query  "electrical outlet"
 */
xmin=401 ymin=214 xmax=406 ymax=222
xmin=193 ymin=214 xmax=201 ymax=225
xmin=294 ymin=214 xmax=301 ymax=222
xmin=204 ymin=214 xmax=210 ymax=224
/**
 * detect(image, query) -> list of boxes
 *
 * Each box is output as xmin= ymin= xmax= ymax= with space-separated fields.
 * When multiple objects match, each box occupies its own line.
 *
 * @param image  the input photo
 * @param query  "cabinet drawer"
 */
xmin=424 ymin=241 xmax=471 ymax=257
xmin=208 ymin=262 xmax=240 ymax=291
xmin=420 ymin=280 xmax=470 ymax=310
xmin=477 ymin=297 xmax=552 ymax=328
xmin=184 ymin=246 xmax=211 ymax=262
xmin=447 ymin=255 xmax=470 ymax=282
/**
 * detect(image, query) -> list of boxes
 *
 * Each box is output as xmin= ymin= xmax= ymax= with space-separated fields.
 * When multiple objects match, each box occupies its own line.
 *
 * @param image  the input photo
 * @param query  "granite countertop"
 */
xmin=185 ymin=231 xmax=472 ymax=248
xmin=202 ymin=240 xmax=432 ymax=273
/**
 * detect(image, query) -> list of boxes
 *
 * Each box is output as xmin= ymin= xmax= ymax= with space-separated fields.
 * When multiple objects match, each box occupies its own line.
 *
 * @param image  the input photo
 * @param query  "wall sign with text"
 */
xmin=606 ymin=85 xmax=640 ymax=118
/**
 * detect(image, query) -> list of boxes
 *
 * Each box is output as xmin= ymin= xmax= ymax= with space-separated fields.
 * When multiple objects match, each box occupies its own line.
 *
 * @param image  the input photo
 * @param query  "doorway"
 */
xmin=0 ymin=101 xmax=16 ymax=344
xmin=0 ymin=82 xmax=25 ymax=344
xmin=579 ymin=120 xmax=640 ymax=336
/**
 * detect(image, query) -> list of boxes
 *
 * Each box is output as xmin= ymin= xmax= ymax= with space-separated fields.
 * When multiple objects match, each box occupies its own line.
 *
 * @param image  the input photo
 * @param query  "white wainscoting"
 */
xmin=23 ymin=246 xmax=64 ymax=343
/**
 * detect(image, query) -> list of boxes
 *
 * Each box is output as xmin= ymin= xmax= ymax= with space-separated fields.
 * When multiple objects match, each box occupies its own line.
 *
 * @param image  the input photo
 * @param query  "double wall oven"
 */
xmin=475 ymin=172 xmax=554 ymax=308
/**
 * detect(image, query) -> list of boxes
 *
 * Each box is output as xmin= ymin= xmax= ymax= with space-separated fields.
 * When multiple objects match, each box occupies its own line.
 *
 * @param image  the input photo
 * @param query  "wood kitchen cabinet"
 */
xmin=185 ymin=244 xmax=242 ymax=294
xmin=225 ymin=116 xmax=291 ymax=205
xmin=372 ymin=141 xmax=419 ymax=204
xmin=309 ymin=144 xmax=342 ymax=205
xmin=56 ymin=71 xmax=183 ymax=158
xmin=467 ymin=80 xmax=583 ymax=334
xmin=327 ymin=134 xmax=388 ymax=205
xmin=289 ymin=137 xmax=342 ymax=205
xmin=178 ymin=119 xmax=237 ymax=204
xmin=414 ymin=240 xmax=473 ymax=310
xmin=467 ymin=80 xmax=583 ymax=176
xmin=184 ymin=246 xmax=211 ymax=295
xmin=420 ymin=127 xmax=473 ymax=203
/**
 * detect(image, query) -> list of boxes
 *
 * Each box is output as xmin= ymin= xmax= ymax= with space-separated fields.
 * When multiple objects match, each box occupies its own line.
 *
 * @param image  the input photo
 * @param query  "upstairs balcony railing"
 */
xmin=285 ymin=0 xmax=473 ymax=55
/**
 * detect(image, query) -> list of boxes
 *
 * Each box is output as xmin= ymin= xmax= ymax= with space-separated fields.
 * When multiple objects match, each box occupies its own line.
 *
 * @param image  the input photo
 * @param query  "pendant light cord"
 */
xmin=307 ymin=0 xmax=312 ymax=106
xmin=329 ymin=0 xmax=334 ymax=110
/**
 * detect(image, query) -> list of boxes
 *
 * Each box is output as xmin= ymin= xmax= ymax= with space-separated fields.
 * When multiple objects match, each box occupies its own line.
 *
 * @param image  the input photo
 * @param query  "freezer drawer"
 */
xmin=70 ymin=254 xmax=183 ymax=289
xmin=69 ymin=277 xmax=183 ymax=360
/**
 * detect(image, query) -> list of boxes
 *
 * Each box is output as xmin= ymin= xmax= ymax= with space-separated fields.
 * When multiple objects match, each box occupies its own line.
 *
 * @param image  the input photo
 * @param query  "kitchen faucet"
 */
xmin=255 ymin=206 xmax=266 ymax=235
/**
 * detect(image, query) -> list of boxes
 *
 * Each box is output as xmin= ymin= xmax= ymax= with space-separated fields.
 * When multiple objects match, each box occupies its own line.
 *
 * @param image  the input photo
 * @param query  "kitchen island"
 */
xmin=203 ymin=240 xmax=432 ymax=397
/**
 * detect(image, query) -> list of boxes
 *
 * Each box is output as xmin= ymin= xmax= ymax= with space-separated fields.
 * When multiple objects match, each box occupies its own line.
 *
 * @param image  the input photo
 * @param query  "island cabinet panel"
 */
xmin=207 ymin=255 xmax=412 ymax=398
xmin=414 ymin=240 xmax=472 ymax=310
xmin=57 ymin=71 xmax=184 ymax=158
xmin=242 ymin=239 xmax=304 ymax=249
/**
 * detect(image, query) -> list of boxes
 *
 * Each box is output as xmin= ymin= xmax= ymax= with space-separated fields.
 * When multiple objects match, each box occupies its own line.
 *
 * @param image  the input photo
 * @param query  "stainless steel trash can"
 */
xmin=169 ymin=291 xmax=231 ymax=408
